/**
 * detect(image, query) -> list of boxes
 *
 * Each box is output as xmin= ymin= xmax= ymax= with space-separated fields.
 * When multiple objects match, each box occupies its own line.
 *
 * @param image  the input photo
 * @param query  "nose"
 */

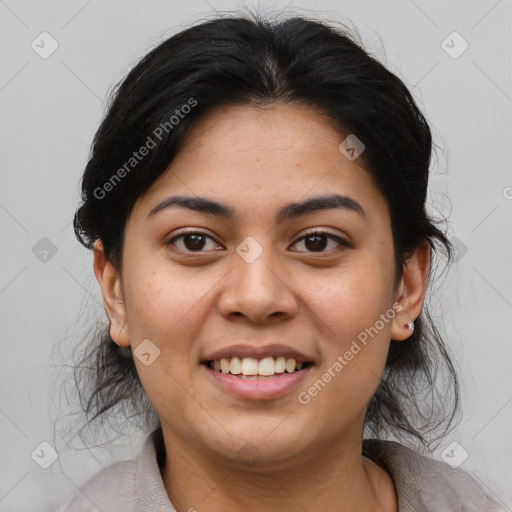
xmin=216 ymin=242 xmax=299 ymax=324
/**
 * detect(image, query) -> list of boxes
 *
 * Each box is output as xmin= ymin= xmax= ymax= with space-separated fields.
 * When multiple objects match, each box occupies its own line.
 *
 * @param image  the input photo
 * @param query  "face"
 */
xmin=95 ymin=103 xmax=427 ymax=469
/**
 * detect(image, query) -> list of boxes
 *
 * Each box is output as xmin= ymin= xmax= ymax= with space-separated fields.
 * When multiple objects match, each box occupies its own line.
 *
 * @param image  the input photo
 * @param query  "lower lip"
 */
xmin=201 ymin=364 xmax=313 ymax=400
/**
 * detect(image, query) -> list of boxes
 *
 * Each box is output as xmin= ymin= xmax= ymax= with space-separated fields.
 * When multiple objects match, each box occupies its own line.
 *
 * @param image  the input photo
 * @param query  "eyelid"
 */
xmin=298 ymin=227 xmax=349 ymax=242
xmin=166 ymin=228 xmax=222 ymax=252
xmin=291 ymin=228 xmax=352 ymax=251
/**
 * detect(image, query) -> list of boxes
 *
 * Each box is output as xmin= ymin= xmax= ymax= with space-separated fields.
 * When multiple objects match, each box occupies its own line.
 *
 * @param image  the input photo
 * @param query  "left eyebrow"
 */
xmin=147 ymin=193 xmax=366 ymax=222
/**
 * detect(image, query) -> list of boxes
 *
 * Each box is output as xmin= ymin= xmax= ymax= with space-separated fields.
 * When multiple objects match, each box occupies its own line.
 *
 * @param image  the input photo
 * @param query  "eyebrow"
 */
xmin=147 ymin=193 xmax=366 ymax=223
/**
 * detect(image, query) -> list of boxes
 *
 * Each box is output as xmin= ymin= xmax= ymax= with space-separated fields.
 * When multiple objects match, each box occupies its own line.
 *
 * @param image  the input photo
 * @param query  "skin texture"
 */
xmin=94 ymin=103 xmax=430 ymax=512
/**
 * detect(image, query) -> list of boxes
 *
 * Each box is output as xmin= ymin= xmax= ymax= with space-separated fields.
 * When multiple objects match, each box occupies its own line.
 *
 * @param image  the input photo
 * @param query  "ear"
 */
xmin=93 ymin=240 xmax=130 ymax=347
xmin=391 ymin=240 xmax=431 ymax=341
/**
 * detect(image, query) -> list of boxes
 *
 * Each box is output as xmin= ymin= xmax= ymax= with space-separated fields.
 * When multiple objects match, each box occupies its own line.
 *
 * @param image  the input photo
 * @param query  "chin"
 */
xmin=201 ymin=421 xmax=313 ymax=469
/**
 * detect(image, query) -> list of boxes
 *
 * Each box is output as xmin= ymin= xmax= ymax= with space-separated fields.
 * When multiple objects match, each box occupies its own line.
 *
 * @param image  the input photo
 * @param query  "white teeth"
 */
xmin=209 ymin=356 xmax=307 ymax=376
xmin=241 ymin=357 xmax=259 ymax=376
xmin=258 ymin=357 xmax=275 ymax=376
xmin=230 ymin=356 xmax=242 ymax=375
xmin=275 ymin=356 xmax=286 ymax=373
xmin=285 ymin=358 xmax=296 ymax=373
xmin=220 ymin=358 xmax=230 ymax=373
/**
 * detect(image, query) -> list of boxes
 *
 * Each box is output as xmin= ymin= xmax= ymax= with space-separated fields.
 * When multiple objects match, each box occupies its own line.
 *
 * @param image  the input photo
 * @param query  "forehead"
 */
xmin=134 ymin=103 xmax=387 ymax=221
xmin=172 ymin=103 xmax=351 ymax=175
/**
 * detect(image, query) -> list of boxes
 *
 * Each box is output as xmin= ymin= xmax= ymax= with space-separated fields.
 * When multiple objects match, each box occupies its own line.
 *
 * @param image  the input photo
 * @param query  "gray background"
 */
xmin=0 ymin=0 xmax=511 ymax=511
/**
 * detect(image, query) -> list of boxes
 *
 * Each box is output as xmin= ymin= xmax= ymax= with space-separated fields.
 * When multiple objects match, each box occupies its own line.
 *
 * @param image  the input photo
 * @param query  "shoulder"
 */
xmin=55 ymin=430 xmax=175 ymax=512
xmin=55 ymin=458 xmax=137 ymax=512
xmin=363 ymin=438 xmax=506 ymax=512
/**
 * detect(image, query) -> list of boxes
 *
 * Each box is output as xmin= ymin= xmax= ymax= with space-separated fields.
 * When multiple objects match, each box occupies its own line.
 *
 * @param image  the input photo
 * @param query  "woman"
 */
xmin=56 ymin=12 xmax=505 ymax=512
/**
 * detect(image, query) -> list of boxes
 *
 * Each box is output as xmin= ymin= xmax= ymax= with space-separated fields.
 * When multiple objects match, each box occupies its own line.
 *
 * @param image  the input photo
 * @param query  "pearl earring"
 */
xmin=406 ymin=322 xmax=415 ymax=332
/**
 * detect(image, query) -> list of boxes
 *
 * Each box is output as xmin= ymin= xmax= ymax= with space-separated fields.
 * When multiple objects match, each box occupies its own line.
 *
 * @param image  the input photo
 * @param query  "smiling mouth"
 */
xmin=204 ymin=356 xmax=313 ymax=379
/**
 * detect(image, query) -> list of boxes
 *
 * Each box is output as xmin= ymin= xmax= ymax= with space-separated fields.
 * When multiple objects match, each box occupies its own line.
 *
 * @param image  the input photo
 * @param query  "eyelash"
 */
xmin=166 ymin=229 xmax=350 ymax=254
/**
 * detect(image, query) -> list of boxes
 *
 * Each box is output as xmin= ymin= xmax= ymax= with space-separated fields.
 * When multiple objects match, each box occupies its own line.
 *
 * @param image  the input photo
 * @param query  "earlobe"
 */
xmin=391 ymin=241 xmax=430 ymax=341
xmin=93 ymin=240 xmax=131 ymax=347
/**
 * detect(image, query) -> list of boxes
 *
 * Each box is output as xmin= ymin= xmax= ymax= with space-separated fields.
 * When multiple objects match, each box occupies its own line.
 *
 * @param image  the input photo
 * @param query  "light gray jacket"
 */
xmin=55 ymin=430 xmax=507 ymax=511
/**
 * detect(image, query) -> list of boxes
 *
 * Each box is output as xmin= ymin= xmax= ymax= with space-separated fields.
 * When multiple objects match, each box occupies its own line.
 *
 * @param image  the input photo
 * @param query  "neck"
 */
xmin=159 ymin=427 xmax=396 ymax=512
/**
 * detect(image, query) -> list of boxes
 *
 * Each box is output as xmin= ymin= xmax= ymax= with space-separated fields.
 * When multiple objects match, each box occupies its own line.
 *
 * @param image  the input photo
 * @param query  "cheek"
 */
xmin=122 ymin=266 xmax=217 ymax=418
xmin=305 ymin=259 xmax=395 ymax=340
xmin=122 ymin=260 xmax=220 ymax=356
xmin=298 ymin=296 xmax=392 ymax=438
xmin=299 ymin=259 xmax=394 ymax=405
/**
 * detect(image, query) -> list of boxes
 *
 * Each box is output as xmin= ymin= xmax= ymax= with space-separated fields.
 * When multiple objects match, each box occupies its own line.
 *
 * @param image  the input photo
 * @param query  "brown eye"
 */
xmin=167 ymin=231 xmax=221 ymax=253
xmin=291 ymin=231 xmax=349 ymax=253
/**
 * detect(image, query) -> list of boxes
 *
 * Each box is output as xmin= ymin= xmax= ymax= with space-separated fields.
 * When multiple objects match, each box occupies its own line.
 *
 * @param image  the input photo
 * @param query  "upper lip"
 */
xmin=202 ymin=344 xmax=315 ymax=364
